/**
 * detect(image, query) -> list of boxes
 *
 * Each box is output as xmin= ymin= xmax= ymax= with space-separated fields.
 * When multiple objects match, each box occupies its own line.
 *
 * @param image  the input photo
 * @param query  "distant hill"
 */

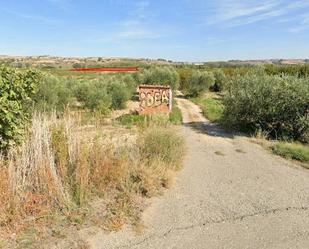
xmin=0 ymin=55 xmax=308 ymax=68
xmin=0 ymin=55 xmax=172 ymax=69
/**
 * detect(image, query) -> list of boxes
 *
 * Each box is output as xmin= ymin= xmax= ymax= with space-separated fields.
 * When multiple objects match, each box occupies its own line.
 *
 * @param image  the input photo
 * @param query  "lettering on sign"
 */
xmin=139 ymin=85 xmax=172 ymax=115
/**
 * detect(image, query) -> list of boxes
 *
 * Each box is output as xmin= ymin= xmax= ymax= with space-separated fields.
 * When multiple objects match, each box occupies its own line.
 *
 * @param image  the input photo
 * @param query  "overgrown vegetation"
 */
xmin=0 ymin=113 xmax=184 ymax=247
xmin=0 ymin=64 xmax=186 ymax=247
xmin=223 ymin=69 xmax=309 ymax=142
xmin=0 ymin=66 xmax=41 ymax=151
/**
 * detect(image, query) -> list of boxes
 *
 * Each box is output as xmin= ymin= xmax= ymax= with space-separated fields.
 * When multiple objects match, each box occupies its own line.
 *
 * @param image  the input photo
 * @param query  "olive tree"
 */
xmin=187 ymin=71 xmax=215 ymax=97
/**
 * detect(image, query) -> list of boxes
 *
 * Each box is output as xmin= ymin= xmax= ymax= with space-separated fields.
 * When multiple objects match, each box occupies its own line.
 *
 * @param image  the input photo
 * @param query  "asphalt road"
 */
xmin=86 ymin=98 xmax=309 ymax=249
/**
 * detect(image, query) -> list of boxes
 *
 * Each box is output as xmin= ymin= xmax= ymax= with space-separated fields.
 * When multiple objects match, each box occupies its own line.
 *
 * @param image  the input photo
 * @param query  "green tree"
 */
xmin=34 ymin=75 xmax=74 ymax=111
xmin=107 ymin=82 xmax=130 ymax=110
xmin=223 ymin=70 xmax=309 ymax=142
xmin=187 ymin=71 xmax=215 ymax=97
xmin=139 ymin=66 xmax=180 ymax=90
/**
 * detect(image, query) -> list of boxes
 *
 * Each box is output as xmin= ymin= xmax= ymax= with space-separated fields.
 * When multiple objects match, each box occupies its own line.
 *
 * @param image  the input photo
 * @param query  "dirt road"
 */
xmin=86 ymin=98 xmax=309 ymax=249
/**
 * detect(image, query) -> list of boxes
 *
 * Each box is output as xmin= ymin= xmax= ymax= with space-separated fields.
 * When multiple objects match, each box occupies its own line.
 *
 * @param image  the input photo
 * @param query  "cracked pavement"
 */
xmin=85 ymin=98 xmax=309 ymax=249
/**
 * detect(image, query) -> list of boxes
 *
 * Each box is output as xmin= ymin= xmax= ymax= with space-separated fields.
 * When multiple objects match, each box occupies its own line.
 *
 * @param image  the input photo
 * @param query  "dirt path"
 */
xmin=84 ymin=98 xmax=309 ymax=249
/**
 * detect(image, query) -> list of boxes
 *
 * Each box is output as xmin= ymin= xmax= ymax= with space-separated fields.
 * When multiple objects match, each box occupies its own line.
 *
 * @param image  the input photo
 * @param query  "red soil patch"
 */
xmin=70 ymin=67 xmax=139 ymax=72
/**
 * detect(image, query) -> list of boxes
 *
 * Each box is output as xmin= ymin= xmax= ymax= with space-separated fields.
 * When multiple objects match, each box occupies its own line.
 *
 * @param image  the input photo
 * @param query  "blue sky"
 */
xmin=1 ymin=0 xmax=309 ymax=61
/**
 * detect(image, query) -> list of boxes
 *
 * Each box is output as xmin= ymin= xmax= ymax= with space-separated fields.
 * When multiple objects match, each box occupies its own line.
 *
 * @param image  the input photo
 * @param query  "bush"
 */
xmin=139 ymin=66 xmax=180 ymax=90
xmin=186 ymin=71 xmax=215 ymax=97
xmin=82 ymin=80 xmax=111 ymax=114
xmin=212 ymin=69 xmax=227 ymax=92
xmin=223 ymin=70 xmax=309 ymax=141
xmin=34 ymin=75 xmax=74 ymax=111
xmin=107 ymin=82 xmax=130 ymax=110
xmin=74 ymin=75 xmax=136 ymax=113
xmin=0 ymin=66 xmax=41 ymax=151
xmin=178 ymin=68 xmax=193 ymax=90
xmin=264 ymin=64 xmax=309 ymax=78
xmin=141 ymin=127 xmax=184 ymax=170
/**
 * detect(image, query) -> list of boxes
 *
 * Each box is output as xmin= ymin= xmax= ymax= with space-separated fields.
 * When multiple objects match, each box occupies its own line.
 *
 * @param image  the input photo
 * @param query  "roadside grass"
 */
xmin=117 ymin=102 xmax=183 ymax=128
xmin=272 ymin=142 xmax=309 ymax=165
xmin=169 ymin=104 xmax=183 ymax=125
xmin=0 ymin=112 xmax=185 ymax=248
xmin=117 ymin=113 xmax=170 ymax=129
xmin=191 ymin=93 xmax=224 ymax=122
xmin=250 ymin=135 xmax=309 ymax=167
xmin=142 ymin=127 xmax=185 ymax=170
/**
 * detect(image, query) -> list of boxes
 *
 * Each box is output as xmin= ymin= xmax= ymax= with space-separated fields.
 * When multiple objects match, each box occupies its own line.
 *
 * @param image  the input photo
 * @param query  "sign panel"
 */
xmin=139 ymin=85 xmax=172 ymax=115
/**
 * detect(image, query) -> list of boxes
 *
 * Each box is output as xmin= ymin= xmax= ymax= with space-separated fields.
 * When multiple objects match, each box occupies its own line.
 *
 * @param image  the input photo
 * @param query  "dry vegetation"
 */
xmin=0 ymin=112 xmax=184 ymax=248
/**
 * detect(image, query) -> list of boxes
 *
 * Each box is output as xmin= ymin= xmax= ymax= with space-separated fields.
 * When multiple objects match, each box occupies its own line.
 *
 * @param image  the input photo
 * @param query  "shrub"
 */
xmin=73 ymin=78 xmax=111 ymax=114
xmin=74 ymin=75 xmax=136 ymax=112
xmin=0 ymin=66 xmax=41 ymax=151
xmin=264 ymin=64 xmax=309 ymax=78
xmin=223 ymin=70 xmax=309 ymax=141
xmin=178 ymin=68 xmax=193 ymax=90
xmin=107 ymin=82 xmax=130 ymax=110
xmin=141 ymin=127 xmax=184 ymax=170
xmin=139 ymin=66 xmax=180 ymax=90
xmin=34 ymin=75 xmax=74 ymax=111
xmin=186 ymin=71 xmax=215 ymax=97
xmin=212 ymin=69 xmax=227 ymax=92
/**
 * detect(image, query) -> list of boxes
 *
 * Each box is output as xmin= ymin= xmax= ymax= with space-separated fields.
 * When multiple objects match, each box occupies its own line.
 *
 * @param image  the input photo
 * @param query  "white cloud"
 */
xmin=204 ymin=0 xmax=309 ymax=28
xmin=289 ymin=14 xmax=309 ymax=33
xmin=94 ymin=0 xmax=173 ymax=43
xmin=2 ymin=8 xmax=61 ymax=24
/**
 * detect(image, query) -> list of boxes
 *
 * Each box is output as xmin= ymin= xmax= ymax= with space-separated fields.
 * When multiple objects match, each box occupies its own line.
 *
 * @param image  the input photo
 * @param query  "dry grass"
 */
xmin=0 ymin=161 xmax=9 ymax=227
xmin=0 ymin=112 xmax=185 ymax=248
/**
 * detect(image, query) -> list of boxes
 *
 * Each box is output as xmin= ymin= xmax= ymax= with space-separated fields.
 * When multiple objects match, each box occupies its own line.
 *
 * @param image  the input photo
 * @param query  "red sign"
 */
xmin=139 ymin=85 xmax=172 ymax=115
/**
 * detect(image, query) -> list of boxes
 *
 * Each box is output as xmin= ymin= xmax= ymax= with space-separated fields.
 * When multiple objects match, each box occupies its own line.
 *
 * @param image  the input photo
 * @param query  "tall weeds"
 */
xmin=0 ymin=112 xmax=185 ymax=236
xmin=8 ymin=114 xmax=69 ymax=217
